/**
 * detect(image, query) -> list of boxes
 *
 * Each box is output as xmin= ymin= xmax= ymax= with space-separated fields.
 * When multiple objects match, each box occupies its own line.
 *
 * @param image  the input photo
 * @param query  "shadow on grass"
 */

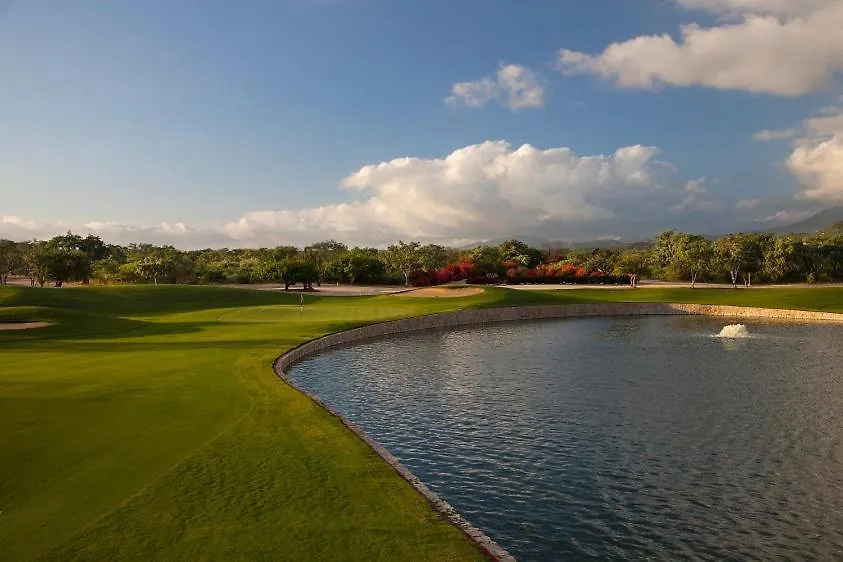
xmin=0 ymin=285 xmax=309 ymax=316
xmin=0 ymin=309 xmax=208 ymax=344
xmin=3 ymin=338 xmax=292 ymax=354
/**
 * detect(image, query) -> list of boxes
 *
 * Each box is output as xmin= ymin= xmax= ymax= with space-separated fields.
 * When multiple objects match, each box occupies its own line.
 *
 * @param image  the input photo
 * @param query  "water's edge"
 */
xmin=272 ymin=303 xmax=843 ymax=562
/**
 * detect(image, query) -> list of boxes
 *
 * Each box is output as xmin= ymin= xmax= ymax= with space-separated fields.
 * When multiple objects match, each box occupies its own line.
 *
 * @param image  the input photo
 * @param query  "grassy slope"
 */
xmin=1 ymin=285 xmax=842 ymax=561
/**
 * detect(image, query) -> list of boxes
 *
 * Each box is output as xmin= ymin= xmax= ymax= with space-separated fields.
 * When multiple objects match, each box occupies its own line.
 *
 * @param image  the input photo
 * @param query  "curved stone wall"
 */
xmin=275 ymin=303 xmax=843 ymax=374
xmin=272 ymin=302 xmax=843 ymax=561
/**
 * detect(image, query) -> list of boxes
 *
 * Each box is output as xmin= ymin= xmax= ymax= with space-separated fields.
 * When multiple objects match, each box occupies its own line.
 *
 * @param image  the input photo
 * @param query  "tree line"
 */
xmin=1 ymin=226 xmax=842 ymax=288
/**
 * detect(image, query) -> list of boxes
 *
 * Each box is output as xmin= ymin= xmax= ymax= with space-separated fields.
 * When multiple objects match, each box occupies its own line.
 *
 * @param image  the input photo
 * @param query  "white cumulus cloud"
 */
xmin=446 ymin=64 xmax=544 ymax=110
xmin=788 ymin=136 xmax=843 ymax=201
xmin=225 ymin=141 xmax=672 ymax=245
xmin=3 ymin=141 xmax=692 ymax=248
xmin=558 ymin=1 xmax=843 ymax=96
xmin=1 ymin=215 xmax=68 ymax=238
xmin=759 ymin=105 xmax=843 ymax=202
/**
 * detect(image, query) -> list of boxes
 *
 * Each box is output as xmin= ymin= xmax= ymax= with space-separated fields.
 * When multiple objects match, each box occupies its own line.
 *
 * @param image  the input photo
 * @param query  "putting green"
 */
xmin=2 ymin=285 xmax=842 ymax=561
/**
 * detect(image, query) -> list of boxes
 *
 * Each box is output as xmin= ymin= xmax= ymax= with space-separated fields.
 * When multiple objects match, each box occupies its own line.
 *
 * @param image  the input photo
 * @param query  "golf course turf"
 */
xmin=2 ymin=284 xmax=842 ymax=561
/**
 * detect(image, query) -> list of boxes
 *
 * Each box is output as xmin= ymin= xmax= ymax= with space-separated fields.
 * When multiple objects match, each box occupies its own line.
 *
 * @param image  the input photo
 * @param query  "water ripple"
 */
xmin=290 ymin=316 xmax=843 ymax=561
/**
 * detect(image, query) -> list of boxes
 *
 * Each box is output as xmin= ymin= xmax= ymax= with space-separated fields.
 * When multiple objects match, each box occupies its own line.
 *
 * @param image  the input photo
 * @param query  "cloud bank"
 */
xmin=2 ymin=140 xmax=713 ymax=248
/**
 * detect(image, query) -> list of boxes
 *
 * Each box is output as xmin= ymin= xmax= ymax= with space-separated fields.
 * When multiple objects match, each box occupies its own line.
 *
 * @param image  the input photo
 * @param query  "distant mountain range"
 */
xmin=459 ymin=235 xmax=628 ymax=250
xmin=459 ymin=206 xmax=843 ymax=251
xmin=766 ymin=206 xmax=843 ymax=234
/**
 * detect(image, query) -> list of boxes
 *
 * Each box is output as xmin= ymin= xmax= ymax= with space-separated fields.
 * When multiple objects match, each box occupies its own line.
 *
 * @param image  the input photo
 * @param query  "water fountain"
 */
xmin=716 ymin=323 xmax=750 ymax=338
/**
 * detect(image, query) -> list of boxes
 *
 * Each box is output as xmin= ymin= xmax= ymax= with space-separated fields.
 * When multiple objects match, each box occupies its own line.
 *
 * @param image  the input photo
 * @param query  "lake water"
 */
xmin=289 ymin=316 xmax=843 ymax=561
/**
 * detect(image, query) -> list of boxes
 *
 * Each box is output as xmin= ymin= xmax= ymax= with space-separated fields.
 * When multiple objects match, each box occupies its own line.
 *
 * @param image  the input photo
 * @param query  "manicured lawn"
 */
xmin=1 ymin=284 xmax=842 ymax=561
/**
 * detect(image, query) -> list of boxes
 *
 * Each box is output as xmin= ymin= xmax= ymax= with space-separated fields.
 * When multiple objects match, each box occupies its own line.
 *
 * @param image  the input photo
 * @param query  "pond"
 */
xmin=289 ymin=316 xmax=843 ymax=560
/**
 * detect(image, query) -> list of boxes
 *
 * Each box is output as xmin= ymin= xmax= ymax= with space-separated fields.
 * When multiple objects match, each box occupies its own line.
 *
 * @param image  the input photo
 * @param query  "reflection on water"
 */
xmin=290 ymin=316 xmax=843 ymax=561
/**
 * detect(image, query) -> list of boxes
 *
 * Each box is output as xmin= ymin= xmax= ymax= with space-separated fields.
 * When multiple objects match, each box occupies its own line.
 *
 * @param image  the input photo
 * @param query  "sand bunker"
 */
xmin=393 ymin=287 xmax=484 ymax=298
xmin=0 ymin=322 xmax=51 ymax=331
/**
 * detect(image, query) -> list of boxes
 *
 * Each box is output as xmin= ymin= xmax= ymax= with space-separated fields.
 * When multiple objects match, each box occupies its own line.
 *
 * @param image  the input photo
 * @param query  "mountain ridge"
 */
xmin=766 ymin=206 xmax=843 ymax=234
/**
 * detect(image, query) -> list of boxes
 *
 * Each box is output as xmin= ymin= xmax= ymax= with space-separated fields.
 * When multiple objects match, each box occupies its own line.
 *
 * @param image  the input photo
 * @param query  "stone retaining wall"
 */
xmin=275 ymin=303 xmax=843 ymax=374
xmin=272 ymin=302 xmax=843 ymax=562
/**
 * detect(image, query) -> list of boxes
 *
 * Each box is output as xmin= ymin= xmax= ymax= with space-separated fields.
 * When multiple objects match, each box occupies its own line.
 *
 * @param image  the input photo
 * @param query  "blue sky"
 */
xmin=2 ymin=0 xmax=842 ymax=247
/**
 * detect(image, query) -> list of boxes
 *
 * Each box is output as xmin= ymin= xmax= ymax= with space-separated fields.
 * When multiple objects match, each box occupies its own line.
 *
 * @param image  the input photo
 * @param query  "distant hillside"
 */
xmin=460 ymin=235 xmax=557 ymax=249
xmin=566 ymin=239 xmax=629 ymax=250
xmin=459 ymin=235 xmax=629 ymax=250
xmin=819 ymin=221 xmax=843 ymax=235
xmin=769 ymin=206 xmax=843 ymax=234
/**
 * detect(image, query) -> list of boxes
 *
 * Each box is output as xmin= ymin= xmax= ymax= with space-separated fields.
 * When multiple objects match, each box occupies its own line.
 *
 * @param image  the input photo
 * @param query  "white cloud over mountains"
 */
xmin=669 ymin=177 xmax=719 ymax=212
xmin=736 ymin=198 xmax=759 ymax=210
xmin=559 ymin=0 xmax=843 ymax=96
xmin=753 ymin=102 xmax=843 ymax=202
xmin=446 ymin=65 xmax=544 ymax=110
xmin=788 ymin=135 xmax=843 ymax=201
xmin=2 ymin=140 xmax=706 ymax=248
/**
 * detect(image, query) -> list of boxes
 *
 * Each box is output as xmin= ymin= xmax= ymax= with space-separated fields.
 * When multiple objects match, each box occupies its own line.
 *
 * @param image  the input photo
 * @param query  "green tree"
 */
xmin=715 ymin=233 xmax=751 ymax=288
xmin=418 ymin=244 xmax=447 ymax=273
xmin=329 ymin=248 xmax=385 ymax=285
xmin=322 ymin=257 xmax=345 ymax=284
xmin=44 ymin=232 xmax=93 ymax=284
xmin=0 ymin=239 xmax=21 ymax=285
xmin=163 ymin=249 xmax=196 ymax=284
xmin=804 ymin=234 xmax=843 ymax=282
xmin=79 ymin=234 xmax=108 ymax=262
xmin=24 ymin=242 xmax=51 ymax=287
xmin=542 ymin=246 xmax=570 ymax=264
xmin=295 ymin=261 xmax=318 ymax=290
xmin=714 ymin=232 xmax=771 ymax=287
xmin=254 ymin=258 xmax=307 ymax=290
xmin=763 ymin=236 xmax=814 ymax=282
xmin=278 ymin=259 xmax=300 ymax=291
xmin=252 ymin=258 xmax=280 ymax=284
xmin=465 ymin=246 xmax=502 ymax=277
xmin=499 ymin=239 xmax=543 ymax=268
xmin=92 ymin=256 xmax=122 ymax=285
xmin=614 ymin=248 xmax=651 ymax=288
xmin=46 ymin=247 xmax=88 ymax=287
xmin=569 ymin=248 xmax=618 ymax=275
xmin=763 ymin=236 xmax=795 ymax=282
xmin=135 ymin=256 xmax=167 ymax=285
xmin=675 ymin=234 xmax=713 ymax=288
xmin=305 ymin=240 xmax=347 ymax=286
xmin=271 ymin=245 xmax=299 ymax=262
xmin=384 ymin=241 xmax=423 ymax=286
xmin=741 ymin=233 xmax=772 ymax=286
xmin=652 ymin=230 xmax=680 ymax=279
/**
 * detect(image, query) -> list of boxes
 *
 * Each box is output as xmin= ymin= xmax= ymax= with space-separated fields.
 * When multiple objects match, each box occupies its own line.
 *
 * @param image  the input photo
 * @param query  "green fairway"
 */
xmin=2 ymin=285 xmax=842 ymax=561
